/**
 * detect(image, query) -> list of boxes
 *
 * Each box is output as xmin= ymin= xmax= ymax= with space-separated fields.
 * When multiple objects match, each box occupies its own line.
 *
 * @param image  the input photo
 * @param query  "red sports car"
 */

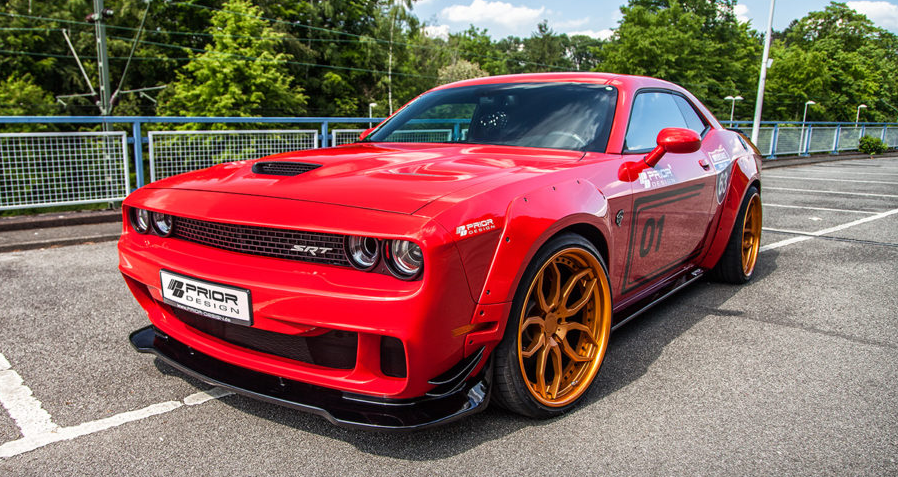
xmin=121 ymin=73 xmax=762 ymax=430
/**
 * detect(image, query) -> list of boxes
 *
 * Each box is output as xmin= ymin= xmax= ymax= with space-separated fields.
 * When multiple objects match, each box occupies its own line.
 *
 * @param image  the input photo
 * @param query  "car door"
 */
xmin=619 ymin=90 xmax=717 ymax=297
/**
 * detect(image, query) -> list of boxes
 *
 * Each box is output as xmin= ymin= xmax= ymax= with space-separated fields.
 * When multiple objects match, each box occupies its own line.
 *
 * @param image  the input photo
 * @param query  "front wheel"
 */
xmin=493 ymin=233 xmax=612 ymax=418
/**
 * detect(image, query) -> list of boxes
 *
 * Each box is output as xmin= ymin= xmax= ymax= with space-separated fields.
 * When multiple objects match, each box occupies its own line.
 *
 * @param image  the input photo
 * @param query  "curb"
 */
xmin=0 ymin=233 xmax=121 ymax=253
xmin=0 ymin=209 xmax=122 ymax=232
xmin=762 ymin=151 xmax=898 ymax=169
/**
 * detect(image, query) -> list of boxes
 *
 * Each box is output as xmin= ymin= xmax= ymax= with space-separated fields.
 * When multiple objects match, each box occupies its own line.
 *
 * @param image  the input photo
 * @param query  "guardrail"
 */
xmin=0 ymin=116 xmax=895 ymax=211
xmin=728 ymin=120 xmax=897 ymax=158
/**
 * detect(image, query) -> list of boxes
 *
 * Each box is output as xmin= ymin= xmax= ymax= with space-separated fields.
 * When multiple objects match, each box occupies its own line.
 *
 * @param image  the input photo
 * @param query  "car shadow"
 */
xmin=154 ymin=250 xmax=779 ymax=460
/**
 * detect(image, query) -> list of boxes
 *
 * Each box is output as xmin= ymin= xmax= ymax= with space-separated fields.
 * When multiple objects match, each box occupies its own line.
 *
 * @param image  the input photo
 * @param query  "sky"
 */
xmin=410 ymin=0 xmax=898 ymax=40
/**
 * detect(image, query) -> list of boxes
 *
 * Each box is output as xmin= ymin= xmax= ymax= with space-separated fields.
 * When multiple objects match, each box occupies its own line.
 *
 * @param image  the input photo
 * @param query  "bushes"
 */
xmin=859 ymin=135 xmax=889 ymax=155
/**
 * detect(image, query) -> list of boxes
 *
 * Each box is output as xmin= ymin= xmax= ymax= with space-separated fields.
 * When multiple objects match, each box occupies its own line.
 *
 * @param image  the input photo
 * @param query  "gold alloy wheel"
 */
xmin=741 ymin=194 xmax=762 ymax=276
xmin=516 ymin=248 xmax=612 ymax=407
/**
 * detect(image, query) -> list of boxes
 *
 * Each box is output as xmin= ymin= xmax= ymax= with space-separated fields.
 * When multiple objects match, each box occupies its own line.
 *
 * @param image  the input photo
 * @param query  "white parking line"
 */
xmin=761 ymin=207 xmax=898 ymax=251
xmin=0 ymin=353 xmax=58 ymax=438
xmin=765 ymin=187 xmax=898 ymax=198
xmin=763 ymin=203 xmax=879 ymax=214
xmin=764 ymin=175 xmax=898 ymax=185
xmin=0 ymin=388 xmax=232 ymax=459
xmin=799 ymin=169 xmax=898 ymax=177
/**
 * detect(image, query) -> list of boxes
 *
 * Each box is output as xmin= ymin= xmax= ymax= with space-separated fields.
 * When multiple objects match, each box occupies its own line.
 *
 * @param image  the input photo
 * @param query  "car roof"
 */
xmin=430 ymin=72 xmax=688 ymax=95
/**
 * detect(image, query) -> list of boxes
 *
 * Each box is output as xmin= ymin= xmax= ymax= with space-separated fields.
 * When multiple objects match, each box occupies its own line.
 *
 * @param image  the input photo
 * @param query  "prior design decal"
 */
xmin=708 ymin=147 xmax=735 ymax=204
xmin=456 ymin=218 xmax=497 ymax=238
xmin=638 ymin=164 xmax=676 ymax=189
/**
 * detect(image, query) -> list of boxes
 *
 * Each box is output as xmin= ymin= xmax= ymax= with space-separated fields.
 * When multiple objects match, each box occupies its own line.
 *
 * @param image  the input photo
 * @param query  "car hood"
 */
xmin=147 ymin=143 xmax=585 ymax=214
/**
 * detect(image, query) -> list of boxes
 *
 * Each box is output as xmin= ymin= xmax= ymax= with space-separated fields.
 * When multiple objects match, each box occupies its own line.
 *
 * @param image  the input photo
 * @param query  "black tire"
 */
xmin=711 ymin=186 xmax=762 ymax=284
xmin=493 ymin=233 xmax=612 ymax=418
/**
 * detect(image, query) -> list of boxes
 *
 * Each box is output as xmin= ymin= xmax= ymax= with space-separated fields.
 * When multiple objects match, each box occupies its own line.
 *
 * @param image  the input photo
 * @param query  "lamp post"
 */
xmin=801 ymin=100 xmax=816 ymax=153
xmin=368 ymin=102 xmax=377 ymax=128
xmin=855 ymin=104 xmax=867 ymax=125
xmin=725 ymin=95 xmax=744 ymax=126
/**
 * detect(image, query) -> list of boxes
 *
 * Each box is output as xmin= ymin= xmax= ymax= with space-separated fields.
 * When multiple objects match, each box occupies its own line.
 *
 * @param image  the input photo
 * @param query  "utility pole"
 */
xmin=88 ymin=0 xmax=114 ymax=116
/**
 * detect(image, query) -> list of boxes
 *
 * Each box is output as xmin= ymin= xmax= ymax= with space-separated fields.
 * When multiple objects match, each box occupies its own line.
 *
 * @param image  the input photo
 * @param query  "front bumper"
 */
xmin=131 ymin=326 xmax=490 ymax=431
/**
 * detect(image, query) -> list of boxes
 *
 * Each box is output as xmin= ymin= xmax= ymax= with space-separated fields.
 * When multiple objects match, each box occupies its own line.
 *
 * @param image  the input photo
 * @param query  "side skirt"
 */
xmin=611 ymin=268 xmax=705 ymax=332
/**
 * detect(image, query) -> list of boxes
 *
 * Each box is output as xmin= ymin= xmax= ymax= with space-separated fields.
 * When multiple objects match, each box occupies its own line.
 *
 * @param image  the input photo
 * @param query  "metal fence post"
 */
xmin=832 ymin=125 xmax=841 ymax=154
xmin=320 ymin=121 xmax=329 ymax=148
xmin=767 ymin=124 xmax=779 ymax=159
xmin=131 ymin=120 xmax=144 ymax=189
xmin=801 ymin=125 xmax=813 ymax=156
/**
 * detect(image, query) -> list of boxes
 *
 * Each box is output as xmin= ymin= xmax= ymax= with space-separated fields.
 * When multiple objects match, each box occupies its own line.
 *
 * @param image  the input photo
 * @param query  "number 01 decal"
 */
xmin=638 ymin=216 xmax=665 ymax=257
xmin=622 ymin=184 xmax=705 ymax=294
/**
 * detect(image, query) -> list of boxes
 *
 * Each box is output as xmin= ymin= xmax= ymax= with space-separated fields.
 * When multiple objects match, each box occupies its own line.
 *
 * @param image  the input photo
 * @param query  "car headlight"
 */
xmin=345 ymin=236 xmax=380 ymax=270
xmin=151 ymin=212 xmax=173 ymax=237
xmin=386 ymin=240 xmax=423 ymax=279
xmin=130 ymin=208 xmax=151 ymax=234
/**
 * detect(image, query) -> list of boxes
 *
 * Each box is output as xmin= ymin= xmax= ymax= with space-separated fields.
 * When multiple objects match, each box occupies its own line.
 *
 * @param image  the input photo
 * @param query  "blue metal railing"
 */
xmin=0 ymin=116 xmax=385 ymax=190
xmin=0 ymin=115 xmax=895 ymax=211
xmin=726 ymin=120 xmax=897 ymax=158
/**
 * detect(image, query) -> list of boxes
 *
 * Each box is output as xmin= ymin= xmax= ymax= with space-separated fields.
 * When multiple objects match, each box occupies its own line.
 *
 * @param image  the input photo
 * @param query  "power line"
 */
xmin=0 ymin=9 xmax=571 ymax=72
xmin=0 ymin=48 xmax=440 ymax=79
xmin=165 ymin=2 xmax=571 ymax=71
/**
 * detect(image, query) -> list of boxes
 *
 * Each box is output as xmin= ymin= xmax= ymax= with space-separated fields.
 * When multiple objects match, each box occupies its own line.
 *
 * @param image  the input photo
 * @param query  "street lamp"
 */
xmin=725 ymin=95 xmax=744 ymax=125
xmin=855 ymin=104 xmax=867 ymax=125
xmin=801 ymin=100 xmax=816 ymax=153
xmin=368 ymin=102 xmax=377 ymax=128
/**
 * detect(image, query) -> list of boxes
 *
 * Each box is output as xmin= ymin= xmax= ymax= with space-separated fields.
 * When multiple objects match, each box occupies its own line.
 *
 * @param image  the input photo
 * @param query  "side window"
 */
xmin=673 ymin=95 xmax=707 ymax=135
xmin=624 ymin=92 xmax=688 ymax=152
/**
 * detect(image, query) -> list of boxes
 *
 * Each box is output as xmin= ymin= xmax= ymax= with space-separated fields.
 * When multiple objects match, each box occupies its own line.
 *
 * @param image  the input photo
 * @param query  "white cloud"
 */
xmin=733 ymin=4 xmax=750 ymax=24
xmin=568 ymin=29 xmax=613 ymax=40
xmin=423 ymin=24 xmax=450 ymax=40
xmin=847 ymin=1 xmax=898 ymax=29
xmin=440 ymin=0 xmax=546 ymax=29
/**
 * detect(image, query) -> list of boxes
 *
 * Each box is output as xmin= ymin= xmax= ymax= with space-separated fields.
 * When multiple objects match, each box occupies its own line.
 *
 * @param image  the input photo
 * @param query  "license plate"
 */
xmin=160 ymin=270 xmax=252 ymax=325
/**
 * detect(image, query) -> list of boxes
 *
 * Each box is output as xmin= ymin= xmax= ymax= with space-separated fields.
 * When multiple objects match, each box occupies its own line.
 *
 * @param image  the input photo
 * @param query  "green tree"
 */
xmin=765 ymin=2 xmax=898 ymax=122
xmin=600 ymin=0 xmax=760 ymax=116
xmin=0 ymin=74 xmax=60 ymax=130
xmin=157 ymin=0 xmax=306 ymax=118
xmin=437 ymin=59 xmax=487 ymax=84
xmin=521 ymin=21 xmax=571 ymax=72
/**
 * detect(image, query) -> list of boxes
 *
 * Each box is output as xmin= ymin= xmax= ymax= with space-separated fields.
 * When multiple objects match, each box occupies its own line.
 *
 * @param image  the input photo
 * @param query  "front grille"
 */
xmin=172 ymin=216 xmax=350 ymax=266
xmin=169 ymin=306 xmax=358 ymax=369
xmin=252 ymin=161 xmax=321 ymax=176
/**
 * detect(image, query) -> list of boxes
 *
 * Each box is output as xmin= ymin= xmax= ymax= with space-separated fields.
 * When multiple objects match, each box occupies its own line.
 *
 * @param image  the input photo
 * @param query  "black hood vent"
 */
xmin=252 ymin=161 xmax=321 ymax=176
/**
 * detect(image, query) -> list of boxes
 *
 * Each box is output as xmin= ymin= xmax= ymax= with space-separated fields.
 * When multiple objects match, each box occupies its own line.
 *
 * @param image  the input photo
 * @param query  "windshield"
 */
xmin=364 ymin=83 xmax=618 ymax=152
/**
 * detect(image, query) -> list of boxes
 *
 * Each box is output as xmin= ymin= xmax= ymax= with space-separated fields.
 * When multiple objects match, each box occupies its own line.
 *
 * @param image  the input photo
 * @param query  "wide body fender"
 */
xmin=699 ymin=150 xmax=762 ymax=270
xmin=460 ymin=178 xmax=613 ymax=355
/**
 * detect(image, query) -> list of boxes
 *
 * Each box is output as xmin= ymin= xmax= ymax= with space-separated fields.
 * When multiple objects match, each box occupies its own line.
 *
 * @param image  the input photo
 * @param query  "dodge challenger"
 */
xmin=121 ymin=73 xmax=762 ymax=430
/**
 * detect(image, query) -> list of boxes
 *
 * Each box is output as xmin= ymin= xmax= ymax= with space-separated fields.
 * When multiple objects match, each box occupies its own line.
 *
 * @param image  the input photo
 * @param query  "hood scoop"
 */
xmin=252 ymin=161 xmax=321 ymax=176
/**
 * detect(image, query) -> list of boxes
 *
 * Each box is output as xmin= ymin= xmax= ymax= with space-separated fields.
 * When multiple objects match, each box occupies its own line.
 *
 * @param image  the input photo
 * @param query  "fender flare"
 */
xmin=699 ymin=153 xmax=762 ymax=270
xmin=461 ymin=178 xmax=613 ymax=355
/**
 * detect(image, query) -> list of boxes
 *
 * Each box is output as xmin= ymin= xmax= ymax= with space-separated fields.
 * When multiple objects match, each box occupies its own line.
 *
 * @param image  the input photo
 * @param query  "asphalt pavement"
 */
xmin=1 ymin=154 xmax=897 ymax=475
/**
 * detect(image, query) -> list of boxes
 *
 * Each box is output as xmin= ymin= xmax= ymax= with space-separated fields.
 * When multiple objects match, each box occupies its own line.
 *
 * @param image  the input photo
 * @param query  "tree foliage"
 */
xmin=156 ymin=0 xmax=307 ymax=118
xmin=600 ymin=0 xmax=759 ymax=119
xmin=1 ymin=0 xmax=897 ymax=123
xmin=765 ymin=2 xmax=898 ymax=122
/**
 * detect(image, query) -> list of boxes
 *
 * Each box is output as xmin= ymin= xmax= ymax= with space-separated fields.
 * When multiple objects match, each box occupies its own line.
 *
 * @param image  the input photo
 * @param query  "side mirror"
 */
xmin=643 ymin=127 xmax=702 ymax=167
xmin=358 ymin=127 xmax=376 ymax=141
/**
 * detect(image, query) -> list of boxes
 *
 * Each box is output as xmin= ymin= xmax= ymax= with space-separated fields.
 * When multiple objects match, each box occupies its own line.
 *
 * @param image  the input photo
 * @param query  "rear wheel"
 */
xmin=493 ymin=234 xmax=612 ymax=418
xmin=712 ymin=186 xmax=762 ymax=283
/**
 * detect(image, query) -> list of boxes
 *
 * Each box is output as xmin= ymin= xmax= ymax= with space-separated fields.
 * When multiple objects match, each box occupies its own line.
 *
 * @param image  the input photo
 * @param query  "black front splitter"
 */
xmin=129 ymin=326 xmax=490 ymax=431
